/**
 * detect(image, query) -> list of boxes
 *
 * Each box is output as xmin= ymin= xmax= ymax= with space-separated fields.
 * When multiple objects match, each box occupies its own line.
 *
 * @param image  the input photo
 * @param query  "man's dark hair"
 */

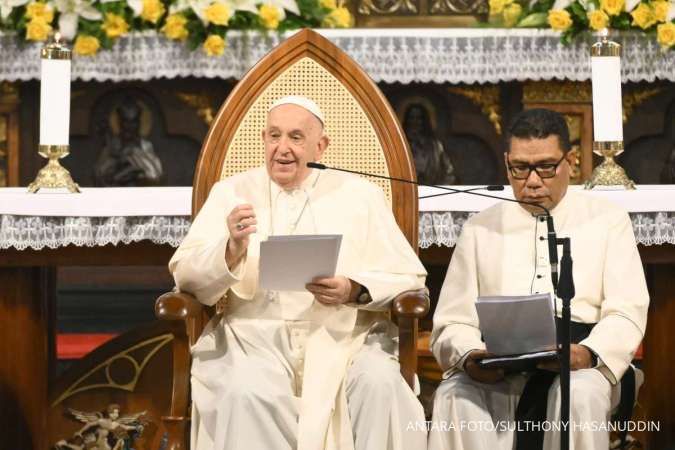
xmin=506 ymin=108 xmax=571 ymax=153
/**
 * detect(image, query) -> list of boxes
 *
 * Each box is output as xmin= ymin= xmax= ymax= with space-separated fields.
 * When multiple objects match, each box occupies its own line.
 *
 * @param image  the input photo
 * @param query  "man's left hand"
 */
xmin=537 ymin=344 xmax=594 ymax=371
xmin=306 ymin=276 xmax=359 ymax=305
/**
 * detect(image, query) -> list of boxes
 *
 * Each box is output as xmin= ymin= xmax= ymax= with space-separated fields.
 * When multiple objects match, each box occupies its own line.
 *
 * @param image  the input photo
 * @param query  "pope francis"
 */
xmin=169 ymin=96 xmax=428 ymax=450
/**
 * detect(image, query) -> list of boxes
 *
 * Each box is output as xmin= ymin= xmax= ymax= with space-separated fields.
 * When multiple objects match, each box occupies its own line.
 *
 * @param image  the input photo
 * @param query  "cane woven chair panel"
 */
xmin=220 ymin=57 xmax=393 ymax=205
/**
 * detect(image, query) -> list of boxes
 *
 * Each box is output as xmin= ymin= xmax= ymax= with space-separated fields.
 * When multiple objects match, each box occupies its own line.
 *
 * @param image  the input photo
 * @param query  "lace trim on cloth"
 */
xmin=1 ymin=29 xmax=673 ymax=83
xmin=2 ymin=211 xmax=672 ymax=250
xmin=419 ymin=212 xmax=675 ymax=248
xmin=0 ymin=215 xmax=191 ymax=250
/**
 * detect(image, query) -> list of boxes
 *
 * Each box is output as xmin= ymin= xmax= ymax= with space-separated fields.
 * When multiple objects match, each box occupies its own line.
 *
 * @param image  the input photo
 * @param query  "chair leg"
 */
xmin=398 ymin=316 xmax=419 ymax=390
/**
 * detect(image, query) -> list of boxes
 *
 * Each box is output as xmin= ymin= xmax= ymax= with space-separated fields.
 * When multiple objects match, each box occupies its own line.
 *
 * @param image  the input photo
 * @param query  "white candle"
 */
xmin=39 ymin=47 xmax=71 ymax=146
xmin=591 ymin=54 xmax=623 ymax=142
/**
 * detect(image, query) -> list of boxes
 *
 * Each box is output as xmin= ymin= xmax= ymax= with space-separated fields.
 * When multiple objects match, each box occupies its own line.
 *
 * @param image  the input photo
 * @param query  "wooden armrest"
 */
xmin=392 ymin=288 xmax=430 ymax=319
xmin=155 ymin=291 xmax=203 ymax=321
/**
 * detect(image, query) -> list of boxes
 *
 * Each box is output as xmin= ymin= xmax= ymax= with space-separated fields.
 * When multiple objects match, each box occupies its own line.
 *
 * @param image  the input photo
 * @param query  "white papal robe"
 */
xmin=170 ymin=166 xmax=427 ymax=450
xmin=429 ymin=191 xmax=649 ymax=450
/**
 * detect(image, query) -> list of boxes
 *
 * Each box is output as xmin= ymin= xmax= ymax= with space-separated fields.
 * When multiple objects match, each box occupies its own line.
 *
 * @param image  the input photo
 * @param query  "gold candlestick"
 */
xmin=28 ymin=144 xmax=80 ymax=193
xmin=585 ymin=141 xmax=635 ymax=189
xmin=28 ymin=35 xmax=80 ymax=193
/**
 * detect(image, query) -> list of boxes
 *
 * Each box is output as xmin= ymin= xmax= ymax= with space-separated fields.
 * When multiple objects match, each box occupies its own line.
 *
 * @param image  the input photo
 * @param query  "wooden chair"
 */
xmin=154 ymin=28 xmax=430 ymax=450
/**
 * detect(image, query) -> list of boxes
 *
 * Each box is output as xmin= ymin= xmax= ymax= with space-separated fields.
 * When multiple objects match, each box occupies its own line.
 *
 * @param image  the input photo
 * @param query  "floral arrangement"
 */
xmin=0 ymin=0 xmax=353 ymax=56
xmin=486 ymin=0 xmax=675 ymax=49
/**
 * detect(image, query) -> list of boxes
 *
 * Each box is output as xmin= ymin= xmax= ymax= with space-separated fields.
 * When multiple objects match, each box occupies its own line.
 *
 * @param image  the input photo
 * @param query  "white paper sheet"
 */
xmin=475 ymin=293 xmax=557 ymax=356
xmin=259 ymin=234 xmax=342 ymax=291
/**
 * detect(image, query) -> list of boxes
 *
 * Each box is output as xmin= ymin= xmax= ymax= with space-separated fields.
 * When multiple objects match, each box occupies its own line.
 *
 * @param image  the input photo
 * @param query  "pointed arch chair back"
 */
xmin=192 ymin=29 xmax=418 ymax=248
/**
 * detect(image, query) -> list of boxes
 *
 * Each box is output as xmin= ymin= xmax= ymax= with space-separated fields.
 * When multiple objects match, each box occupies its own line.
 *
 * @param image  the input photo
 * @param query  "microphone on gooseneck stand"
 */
xmin=307 ymin=162 xmax=559 ymax=286
xmin=419 ymin=185 xmax=504 ymax=199
xmin=307 ymin=162 xmax=553 ymax=218
xmin=308 ymin=162 xmax=524 ymax=202
xmin=308 ymin=161 xmax=561 ymax=295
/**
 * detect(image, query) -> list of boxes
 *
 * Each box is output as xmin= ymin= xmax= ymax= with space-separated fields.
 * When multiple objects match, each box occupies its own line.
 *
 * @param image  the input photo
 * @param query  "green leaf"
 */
xmin=569 ymin=1 xmax=588 ymax=21
xmin=517 ymin=12 xmax=548 ymax=27
xmin=611 ymin=12 xmax=631 ymax=29
xmin=530 ymin=0 xmax=554 ymax=13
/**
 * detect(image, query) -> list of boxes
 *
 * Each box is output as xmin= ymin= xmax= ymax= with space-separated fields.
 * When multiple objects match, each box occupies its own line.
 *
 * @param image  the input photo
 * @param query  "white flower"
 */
xmin=625 ymin=0 xmax=640 ymax=11
xmin=667 ymin=0 xmax=675 ymax=21
xmin=0 ymin=0 xmax=29 ymax=20
xmin=228 ymin=0 xmax=258 ymax=14
xmin=53 ymin=0 xmax=102 ymax=40
xmin=126 ymin=0 xmax=142 ymax=16
xmin=267 ymin=0 xmax=299 ymax=15
xmin=551 ymin=0 xmax=573 ymax=10
xmin=168 ymin=0 xmax=189 ymax=13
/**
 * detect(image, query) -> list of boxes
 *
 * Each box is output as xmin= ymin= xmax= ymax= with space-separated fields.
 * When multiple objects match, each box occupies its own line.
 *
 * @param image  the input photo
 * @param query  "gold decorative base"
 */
xmin=584 ymin=141 xmax=635 ymax=190
xmin=27 ymin=145 xmax=80 ymax=193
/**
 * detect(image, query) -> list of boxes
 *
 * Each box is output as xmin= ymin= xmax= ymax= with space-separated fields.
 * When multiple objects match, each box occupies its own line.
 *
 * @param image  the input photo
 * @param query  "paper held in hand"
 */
xmin=475 ymin=293 xmax=558 ymax=371
xmin=259 ymin=234 xmax=342 ymax=292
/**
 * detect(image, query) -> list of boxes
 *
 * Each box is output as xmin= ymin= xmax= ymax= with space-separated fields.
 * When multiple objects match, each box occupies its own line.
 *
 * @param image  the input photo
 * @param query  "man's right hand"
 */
xmin=464 ymin=349 xmax=505 ymax=384
xmin=225 ymin=204 xmax=257 ymax=269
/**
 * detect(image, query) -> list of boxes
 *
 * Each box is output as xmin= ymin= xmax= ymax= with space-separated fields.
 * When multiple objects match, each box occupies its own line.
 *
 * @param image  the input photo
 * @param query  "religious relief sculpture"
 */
xmin=358 ymin=0 xmax=418 ymax=15
xmin=94 ymin=96 xmax=163 ymax=187
xmin=429 ymin=0 xmax=486 ymax=15
xmin=54 ymin=405 xmax=146 ymax=450
xmin=402 ymin=103 xmax=457 ymax=185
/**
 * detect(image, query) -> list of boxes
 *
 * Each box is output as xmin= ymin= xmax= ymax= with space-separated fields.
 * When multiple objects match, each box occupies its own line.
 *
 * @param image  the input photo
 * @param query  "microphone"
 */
xmin=307 ymin=161 xmax=559 ymax=292
xmin=547 ymin=216 xmax=559 ymax=290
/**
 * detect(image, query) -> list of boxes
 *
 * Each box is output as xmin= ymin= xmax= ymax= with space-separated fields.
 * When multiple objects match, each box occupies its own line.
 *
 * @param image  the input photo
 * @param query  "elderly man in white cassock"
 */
xmin=169 ymin=95 xmax=428 ymax=450
xmin=428 ymin=108 xmax=649 ymax=450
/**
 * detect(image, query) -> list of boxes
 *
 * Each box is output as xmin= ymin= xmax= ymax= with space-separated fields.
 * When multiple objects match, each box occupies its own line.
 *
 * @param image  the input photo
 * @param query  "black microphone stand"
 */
xmin=556 ymin=238 xmax=575 ymax=450
xmin=308 ymin=162 xmax=575 ymax=450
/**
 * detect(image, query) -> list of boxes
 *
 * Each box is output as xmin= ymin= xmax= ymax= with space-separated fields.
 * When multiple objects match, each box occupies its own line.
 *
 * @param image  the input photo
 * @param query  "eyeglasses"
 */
xmin=507 ymin=154 xmax=567 ymax=180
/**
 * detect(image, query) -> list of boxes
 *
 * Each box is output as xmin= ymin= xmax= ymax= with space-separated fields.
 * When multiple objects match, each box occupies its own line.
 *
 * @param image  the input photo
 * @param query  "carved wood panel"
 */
xmin=355 ymin=0 xmax=486 ymax=26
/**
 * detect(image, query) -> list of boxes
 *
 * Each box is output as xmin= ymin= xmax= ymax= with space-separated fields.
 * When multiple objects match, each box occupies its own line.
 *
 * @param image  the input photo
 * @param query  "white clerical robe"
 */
xmin=429 ymin=191 xmax=649 ymax=450
xmin=170 ymin=166 xmax=427 ymax=450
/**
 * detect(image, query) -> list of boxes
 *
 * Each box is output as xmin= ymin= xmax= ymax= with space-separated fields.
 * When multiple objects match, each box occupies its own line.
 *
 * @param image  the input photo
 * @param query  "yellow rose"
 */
xmin=25 ymin=2 xmax=53 ymax=23
xmin=631 ymin=2 xmax=656 ymax=28
xmin=161 ymin=13 xmax=189 ymax=40
xmin=657 ymin=22 xmax=675 ymax=48
xmin=320 ymin=0 xmax=337 ymax=8
xmin=141 ymin=0 xmax=165 ymax=24
xmin=652 ymin=0 xmax=670 ymax=22
xmin=25 ymin=18 xmax=51 ymax=41
xmin=322 ymin=6 xmax=353 ymax=27
xmin=258 ymin=4 xmax=282 ymax=29
xmin=203 ymin=34 xmax=226 ymax=56
xmin=101 ymin=13 xmax=129 ymax=38
xmin=600 ymin=0 xmax=624 ymax=16
xmin=503 ymin=2 xmax=522 ymax=26
xmin=547 ymin=9 xmax=573 ymax=31
xmin=587 ymin=9 xmax=610 ymax=30
xmin=204 ymin=2 xmax=232 ymax=25
xmin=489 ymin=0 xmax=512 ymax=15
xmin=73 ymin=35 xmax=101 ymax=56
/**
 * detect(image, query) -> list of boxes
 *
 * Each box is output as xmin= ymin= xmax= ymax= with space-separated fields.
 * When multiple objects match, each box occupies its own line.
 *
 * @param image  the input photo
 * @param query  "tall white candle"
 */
xmin=39 ymin=42 xmax=71 ymax=146
xmin=591 ymin=40 xmax=623 ymax=143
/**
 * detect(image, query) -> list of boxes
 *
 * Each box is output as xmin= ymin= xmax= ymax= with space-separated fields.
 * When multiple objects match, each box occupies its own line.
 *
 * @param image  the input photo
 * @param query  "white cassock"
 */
xmin=429 ymin=191 xmax=649 ymax=450
xmin=170 ymin=166 xmax=428 ymax=450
